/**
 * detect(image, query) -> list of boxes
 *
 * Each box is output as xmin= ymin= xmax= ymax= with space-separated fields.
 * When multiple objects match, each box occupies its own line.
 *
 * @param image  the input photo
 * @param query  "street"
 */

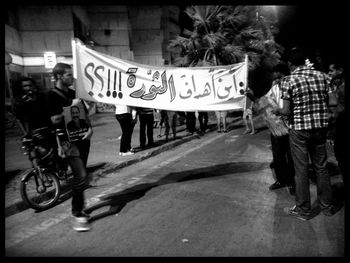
xmin=5 ymin=126 xmax=345 ymax=256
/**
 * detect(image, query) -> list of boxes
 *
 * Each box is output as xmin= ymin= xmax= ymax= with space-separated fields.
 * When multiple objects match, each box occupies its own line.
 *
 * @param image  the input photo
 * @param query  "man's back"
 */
xmin=281 ymin=66 xmax=332 ymax=130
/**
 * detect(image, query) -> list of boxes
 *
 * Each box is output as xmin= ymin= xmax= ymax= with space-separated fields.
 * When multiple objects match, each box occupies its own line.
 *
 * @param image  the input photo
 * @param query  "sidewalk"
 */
xmin=5 ymin=111 xmax=246 ymax=216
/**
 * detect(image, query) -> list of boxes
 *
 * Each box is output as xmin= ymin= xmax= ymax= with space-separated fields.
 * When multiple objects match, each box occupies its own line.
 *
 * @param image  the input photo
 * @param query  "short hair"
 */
xmin=328 ymin=58 xmax=344 ymax=71
xmin=20 ymin=76 xmax=36 ymax=85
xmin=52 ymin=63 xmax=71 ymax=80
xmin=13 ymin=76 xmax=37 ymax=98
xmin=287 ymin=47 xmax=306 ymax=67
xmin=273 ymin=63 xmax=290 ymax=76
xmin=70 ymin=105 xmax=80 ymax=114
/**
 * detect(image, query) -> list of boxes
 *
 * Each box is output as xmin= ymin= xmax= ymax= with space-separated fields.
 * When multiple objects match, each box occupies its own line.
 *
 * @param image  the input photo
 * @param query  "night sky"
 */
xmin=275 ymin=5 xmax=347 ymax=63
xmin=178 ymin=4 xmax=347 ymax=67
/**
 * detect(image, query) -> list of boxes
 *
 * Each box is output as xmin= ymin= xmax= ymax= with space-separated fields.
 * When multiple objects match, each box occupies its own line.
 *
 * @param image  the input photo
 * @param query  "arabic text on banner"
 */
xmin=72 ymin=38 xmax=247 ymax=111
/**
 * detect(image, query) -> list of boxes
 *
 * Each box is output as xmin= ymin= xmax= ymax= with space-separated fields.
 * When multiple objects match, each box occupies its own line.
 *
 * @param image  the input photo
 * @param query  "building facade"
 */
xmin=5 ymin=5 xmax=181 ymax=112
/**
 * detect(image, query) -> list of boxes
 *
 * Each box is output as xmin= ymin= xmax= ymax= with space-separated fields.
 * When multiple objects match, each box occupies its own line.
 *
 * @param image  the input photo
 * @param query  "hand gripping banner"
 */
xmin=72 ymin=38 xmax=248 ymax=111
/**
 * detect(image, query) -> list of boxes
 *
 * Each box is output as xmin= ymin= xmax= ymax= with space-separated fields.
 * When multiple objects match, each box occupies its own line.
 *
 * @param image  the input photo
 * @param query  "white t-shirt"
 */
xmin=266 ymin=83 xmax=283 ymax=109
xmin=115 ymin=104 xmax=130 ymax=115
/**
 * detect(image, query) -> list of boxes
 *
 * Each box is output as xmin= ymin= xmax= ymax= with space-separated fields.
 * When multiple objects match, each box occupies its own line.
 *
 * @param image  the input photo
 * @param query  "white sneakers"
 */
xmin=119 ymin=151 xmax=134 ymax=156
xmin=73 ymin=216 xmax=91 ymax=232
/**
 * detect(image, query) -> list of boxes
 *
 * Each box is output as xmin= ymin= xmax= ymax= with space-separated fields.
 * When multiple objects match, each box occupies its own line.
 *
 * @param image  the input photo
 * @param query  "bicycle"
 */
xmin=20 ymin=127 xmax=70 ymax=211
xmin=5 ymin=109 xmax=17 ymax=129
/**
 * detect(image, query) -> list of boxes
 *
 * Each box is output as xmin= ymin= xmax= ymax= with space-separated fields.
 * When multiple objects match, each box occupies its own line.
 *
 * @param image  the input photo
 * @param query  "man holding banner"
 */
xmin=47 ymin=62 xmax=93 ymax=232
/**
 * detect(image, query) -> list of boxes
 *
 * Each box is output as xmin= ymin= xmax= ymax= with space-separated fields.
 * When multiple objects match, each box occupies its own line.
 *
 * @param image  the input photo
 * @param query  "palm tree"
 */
xmin=169 ymin=5 xmax=283 ymax=96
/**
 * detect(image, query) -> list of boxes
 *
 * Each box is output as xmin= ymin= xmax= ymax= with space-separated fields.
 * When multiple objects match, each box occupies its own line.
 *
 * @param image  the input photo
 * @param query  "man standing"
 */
xmin=266 ymin=63 xmax=295 ymax=195
xmin=274 ymin=47 xmax=337 ymax=220
xmin=328 ymin=61 xmax=346 ymax=186
xmin=137 ymin=107 xmax=155 ymax=149
xmin=47 ymin=63 xmax=93 ymax=231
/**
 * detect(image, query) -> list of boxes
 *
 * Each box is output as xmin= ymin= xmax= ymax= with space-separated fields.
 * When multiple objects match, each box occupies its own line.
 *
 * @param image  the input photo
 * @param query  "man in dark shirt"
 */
xmin=13 ymin=77 xmax=51 ymax=136
xmin=47 ymin=62 xmax=93 ymax=232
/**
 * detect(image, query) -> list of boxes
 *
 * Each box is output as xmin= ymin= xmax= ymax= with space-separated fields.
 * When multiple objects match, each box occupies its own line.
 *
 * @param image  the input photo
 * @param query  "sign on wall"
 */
xmin=44 ymin=52 xmax=57 ymax=69
xmin=72 ymin=38 xmax=247 ymax=111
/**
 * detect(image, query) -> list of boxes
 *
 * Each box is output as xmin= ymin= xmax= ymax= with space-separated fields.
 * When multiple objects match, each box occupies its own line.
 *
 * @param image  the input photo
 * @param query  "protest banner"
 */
xmin=72 ymin=38 xmax=248 ymax=111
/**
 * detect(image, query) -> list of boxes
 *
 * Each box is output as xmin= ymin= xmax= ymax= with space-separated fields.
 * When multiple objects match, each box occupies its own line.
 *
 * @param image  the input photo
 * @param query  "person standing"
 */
xmin=115 ymin=104 xmax=137 ymax=156
xmin=137 ymin=107 xmax=155 ymax=149
xmin=274 ymin=47 xmax=337 ymax=220
xmin=47 ymin=63 xmax=93 ymax=231
xmin=215 ymin=111 xmax=227 ymax=133
xmin=198 ymin=111 xmax=208 ymax=134
xmin=266 ymin=63 xmax=295 ymax=195
xmin=159 ymin=110 xmax=178 ymax=141
xmin=328 ymin=60 xmax=346 ymax=185
xmin=185 ymin=111 xmax=197 ymax=135
xmin=242 ymin=87 xmax=256 ymax=135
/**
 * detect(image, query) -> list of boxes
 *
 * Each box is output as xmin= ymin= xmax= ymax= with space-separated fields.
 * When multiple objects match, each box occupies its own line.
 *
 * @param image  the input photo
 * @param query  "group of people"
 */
xmin=115 ymin=108 xmax=212 ymax=157
xmin=262 ymin=47 xmax=345 ymax=220
xmin=11 ymin=45 xmax=345 ymax=233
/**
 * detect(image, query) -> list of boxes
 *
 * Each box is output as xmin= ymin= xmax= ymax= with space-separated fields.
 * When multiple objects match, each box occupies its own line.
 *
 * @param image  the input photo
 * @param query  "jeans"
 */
xmin=116 ymin=113 xmax=135 ymax=153
xmin=139 ymin=114 xmax=154 ymax=147
xmin=270 ymin=133 xmax=294 ymax=186
xmin=186 ymin=112 xmax=196 ymax=133
xmin=162 ymin=111 xmax=177 ymax=138
xmin=289 ymin=128 xmax=333 ymax=212
xmin=65 ymin=140 xmax=91 ymax=217
xmin=334 ymin=111 xmax=346 ymax=185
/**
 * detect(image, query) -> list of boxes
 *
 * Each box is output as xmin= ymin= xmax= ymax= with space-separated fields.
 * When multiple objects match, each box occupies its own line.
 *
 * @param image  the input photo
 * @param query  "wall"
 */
xmin=17 ymin=6 xmax=74 ymax=56
xmin=128 ymin=6 xmax=164 ymax=66
xmin=87 ymin=5 xmax=133 ymax=112
xmin=5 ymin=5 xmax=182 ymax=112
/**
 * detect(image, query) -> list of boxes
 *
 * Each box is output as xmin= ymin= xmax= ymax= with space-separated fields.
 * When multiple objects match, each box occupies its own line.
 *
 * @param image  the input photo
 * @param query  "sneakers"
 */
xmin=73 ymin=212 xmax=91 ymax=232
xmin=119 ymin=151 xmax=134 ymax=156
xmin=269 ymin=181 xmax=286 ymax=191
xmin=284 ymin=205 xmax=311 ymax=221
xmin=287 ymin=185 xmax=296 ymax=196
xmin=320 ymin=202 xmax=337 ymax=216
xmin=243 ymin=129 xmax=251 ymax=135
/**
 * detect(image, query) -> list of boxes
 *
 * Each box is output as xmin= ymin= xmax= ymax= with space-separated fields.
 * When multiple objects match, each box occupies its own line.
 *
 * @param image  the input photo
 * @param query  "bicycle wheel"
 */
xmin=5 ymin=111 xmax=16 ymax=129
xmin=20 ymin=170 xmax=61 ymax=211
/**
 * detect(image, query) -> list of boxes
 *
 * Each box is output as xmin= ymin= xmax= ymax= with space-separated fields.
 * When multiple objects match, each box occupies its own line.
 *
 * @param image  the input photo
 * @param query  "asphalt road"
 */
xmin=5 ymin=127 xmax=345 ymax=256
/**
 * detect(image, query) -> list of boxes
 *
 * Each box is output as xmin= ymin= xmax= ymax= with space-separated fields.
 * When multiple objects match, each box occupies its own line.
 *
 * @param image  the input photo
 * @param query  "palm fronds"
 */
xmin=169 ymin=5 xmax=283 ymax=95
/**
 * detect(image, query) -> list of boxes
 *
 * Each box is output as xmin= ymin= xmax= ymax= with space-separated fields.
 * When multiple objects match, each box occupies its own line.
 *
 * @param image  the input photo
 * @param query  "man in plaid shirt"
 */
xmin=273 ymin=47 xmax=338 ymax=220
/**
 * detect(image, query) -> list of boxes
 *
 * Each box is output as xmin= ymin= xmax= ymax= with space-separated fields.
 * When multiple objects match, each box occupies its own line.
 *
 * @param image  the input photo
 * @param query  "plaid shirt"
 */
xmin=281 ymin=66 xmax=335 ymax=130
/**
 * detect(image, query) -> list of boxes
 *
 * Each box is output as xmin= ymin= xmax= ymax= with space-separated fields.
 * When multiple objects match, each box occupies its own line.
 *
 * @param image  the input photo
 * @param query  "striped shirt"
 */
xmin=281 ymin=66 xmax=335 ymax=130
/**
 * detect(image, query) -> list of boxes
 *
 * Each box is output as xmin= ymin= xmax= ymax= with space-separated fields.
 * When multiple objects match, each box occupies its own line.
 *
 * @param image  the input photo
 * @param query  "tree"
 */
xmin=169 ymin=5 xmax=284 ymax=97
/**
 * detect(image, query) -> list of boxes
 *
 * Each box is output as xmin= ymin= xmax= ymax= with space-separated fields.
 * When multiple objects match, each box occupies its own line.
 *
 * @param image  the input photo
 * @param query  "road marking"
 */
xmin=155 ymin=133 xmax=228 ymax=169
xmin=6 ymin=213 xmax=70 ymax=248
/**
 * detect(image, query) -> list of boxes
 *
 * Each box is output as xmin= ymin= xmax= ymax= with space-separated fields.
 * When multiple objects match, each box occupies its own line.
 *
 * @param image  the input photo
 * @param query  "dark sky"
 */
xmin=178 ymin=4 xmax=347 ymax=65
xmin=275 ymin=5 xmax=347 ymax=60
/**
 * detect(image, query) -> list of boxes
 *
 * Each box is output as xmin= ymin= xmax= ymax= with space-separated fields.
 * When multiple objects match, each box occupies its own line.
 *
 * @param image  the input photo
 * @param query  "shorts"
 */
xmin=243 ymin=108 xmax=253 ymax=118
xmin=215 ymin=111 xmax=227 ymax=118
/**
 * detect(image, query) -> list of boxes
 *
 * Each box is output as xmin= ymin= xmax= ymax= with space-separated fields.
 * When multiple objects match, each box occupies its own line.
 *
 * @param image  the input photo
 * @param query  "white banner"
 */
xmin=72 ymin=39 xmax=247 ymax=111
